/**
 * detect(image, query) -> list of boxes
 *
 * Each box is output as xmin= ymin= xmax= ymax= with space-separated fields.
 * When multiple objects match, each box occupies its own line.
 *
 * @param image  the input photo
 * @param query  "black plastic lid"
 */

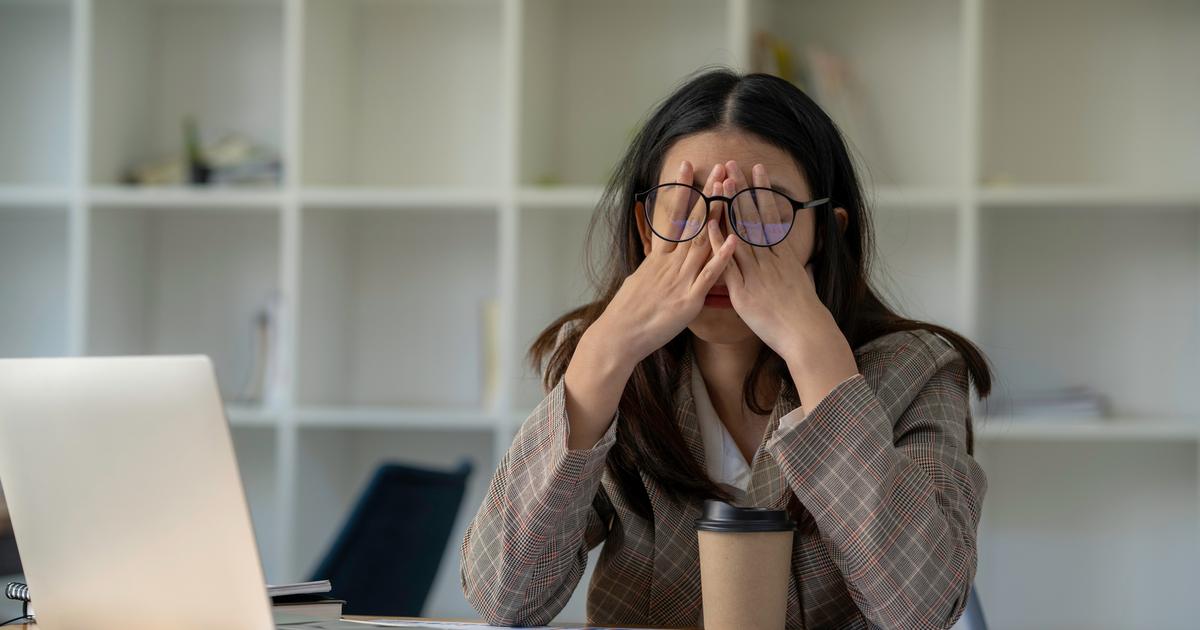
xmin=695 ymin=500 xmax=796 ymax=533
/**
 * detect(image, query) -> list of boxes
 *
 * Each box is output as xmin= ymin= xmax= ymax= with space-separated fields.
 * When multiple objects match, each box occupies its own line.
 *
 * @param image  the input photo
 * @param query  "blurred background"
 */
xmin=0 ymin=0 xmax=1197 ymax=628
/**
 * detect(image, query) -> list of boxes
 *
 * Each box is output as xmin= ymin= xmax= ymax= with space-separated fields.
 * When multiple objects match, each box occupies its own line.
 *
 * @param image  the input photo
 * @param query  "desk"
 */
xmin=13 ymin=617 xmax=684 ymax=628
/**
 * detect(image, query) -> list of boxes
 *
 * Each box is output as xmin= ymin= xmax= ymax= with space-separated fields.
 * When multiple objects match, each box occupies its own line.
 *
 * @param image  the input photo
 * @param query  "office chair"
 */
xmin=309 ymin=459 xmax=473 ymax=617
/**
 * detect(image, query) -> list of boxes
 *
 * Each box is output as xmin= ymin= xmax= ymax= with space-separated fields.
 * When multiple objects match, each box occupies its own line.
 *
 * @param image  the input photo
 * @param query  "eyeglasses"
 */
xmin=633 ymin=182 xmax=830 ymax=247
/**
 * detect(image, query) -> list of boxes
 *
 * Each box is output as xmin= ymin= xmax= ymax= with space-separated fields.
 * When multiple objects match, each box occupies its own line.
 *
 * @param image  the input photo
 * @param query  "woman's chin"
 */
xmin=688 ymin=309 xmax=755 ymax=344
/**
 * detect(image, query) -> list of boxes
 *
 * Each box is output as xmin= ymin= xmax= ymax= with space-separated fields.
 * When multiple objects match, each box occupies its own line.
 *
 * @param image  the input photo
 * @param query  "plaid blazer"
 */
xmin=461 ymin=327 xmax=986 ymax=629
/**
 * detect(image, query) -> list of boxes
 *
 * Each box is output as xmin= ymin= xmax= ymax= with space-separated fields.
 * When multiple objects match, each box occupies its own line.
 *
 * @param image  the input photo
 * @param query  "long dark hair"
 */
xmin=528 ymin=67 xmax=993 ymax=521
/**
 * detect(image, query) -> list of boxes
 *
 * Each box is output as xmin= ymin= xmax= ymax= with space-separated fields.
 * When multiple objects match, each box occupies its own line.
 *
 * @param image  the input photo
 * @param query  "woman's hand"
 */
xmin=706 ymin=160 xmax=859 ymax=408
xmin=592 ymin=160 xmax=738 ymax=370
xmin=562 ymin=160 xmax=735 ymax=450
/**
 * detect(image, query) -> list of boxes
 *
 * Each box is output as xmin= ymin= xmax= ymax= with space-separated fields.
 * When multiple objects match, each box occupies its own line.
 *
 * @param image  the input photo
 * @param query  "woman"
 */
xmin=460 ymin=68 xmax=991 ymax=630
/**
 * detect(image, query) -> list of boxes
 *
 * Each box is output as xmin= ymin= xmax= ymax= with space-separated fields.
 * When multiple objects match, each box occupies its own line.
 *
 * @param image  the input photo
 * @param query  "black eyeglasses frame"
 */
xmin=633 ymin=182 xmax=831 ymax=247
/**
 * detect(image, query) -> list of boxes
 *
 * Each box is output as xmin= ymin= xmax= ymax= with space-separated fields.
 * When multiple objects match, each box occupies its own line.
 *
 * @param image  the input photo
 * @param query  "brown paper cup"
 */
xmin=696 ymin=501 xmax=795 ymax=630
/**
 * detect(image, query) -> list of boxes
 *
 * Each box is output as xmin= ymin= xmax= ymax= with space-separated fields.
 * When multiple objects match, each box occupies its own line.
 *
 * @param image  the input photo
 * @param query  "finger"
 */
xmin=681 ymin=217 xmax=718 ymax=277
xmin=724 ymin=175 xmax=759 ymax=271
xmin=726 ymin=161 xmax=765 ymax=260
xmin=692 ymin=229 xmax=737 ymax=297
xmin=680 ymin=164 xmax=726 ymax=273
xmin=649 ymin=160 xmax=697 ymax=255
xmin=751 ymin=163 xmax=788 ymax=254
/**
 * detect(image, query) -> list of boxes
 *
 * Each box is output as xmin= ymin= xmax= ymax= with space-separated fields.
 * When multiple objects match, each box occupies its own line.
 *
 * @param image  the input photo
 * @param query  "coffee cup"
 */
xmin=695 ymin=500 xmax=795 ymax=630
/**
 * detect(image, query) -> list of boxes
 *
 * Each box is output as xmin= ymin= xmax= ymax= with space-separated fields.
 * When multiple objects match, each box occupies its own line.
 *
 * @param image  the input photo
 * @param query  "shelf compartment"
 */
xmin=0 ymin=0 xmax=72 ymax=186
xmin=301 ymin=0 xmax=503 ymax=188
xmin=513 ymin=204 xmax=599 ymax=411
xmin=291 ymin=427 xmax=494 ymax=614
xmin=86 ymin=205 xmax=281 ymax=403
xmin=974 ymin=441 xmax=1199 ymax=628
xmin=981 ymin=0 xmax=1200 ymax=188
xmin=869 ymin=208 xmax=963 ymax=331
xmin=519 ymin=0 xmax=730 ymax=187
xmin=979 ymin=206 xmax=1200 ymax=419
xmin=298 ymin=206 xmax=499 ymax=408
xmin=750 ymin=0 xmax=964 ymax=189
xmin=0 ymin=206 xmax=71 ymax=358
xmin=229 ymin=425 xmax=282 ymax=582
xmin=90 ymin=0 xmax=285 ymax=187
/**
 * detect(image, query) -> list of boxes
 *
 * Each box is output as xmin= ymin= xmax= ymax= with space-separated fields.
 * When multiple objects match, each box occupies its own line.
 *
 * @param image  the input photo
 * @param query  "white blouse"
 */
xmin=691 ymin=363 xmax=807 ymax=498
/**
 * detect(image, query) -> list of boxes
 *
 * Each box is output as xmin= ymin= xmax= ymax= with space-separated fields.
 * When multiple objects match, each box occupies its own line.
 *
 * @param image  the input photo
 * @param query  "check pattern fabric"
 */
xmin=460 ymin=328 xmax=986 ymax=629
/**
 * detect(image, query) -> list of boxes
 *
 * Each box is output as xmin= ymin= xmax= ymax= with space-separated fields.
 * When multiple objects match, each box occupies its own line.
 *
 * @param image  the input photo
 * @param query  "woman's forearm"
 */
xmin=562 ymin=323 xmax=638 ymax=450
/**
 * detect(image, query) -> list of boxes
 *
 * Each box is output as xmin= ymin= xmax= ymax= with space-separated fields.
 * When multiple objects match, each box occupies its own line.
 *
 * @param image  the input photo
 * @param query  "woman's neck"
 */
xmin=691 ymin=335 xmax=779 ymax=425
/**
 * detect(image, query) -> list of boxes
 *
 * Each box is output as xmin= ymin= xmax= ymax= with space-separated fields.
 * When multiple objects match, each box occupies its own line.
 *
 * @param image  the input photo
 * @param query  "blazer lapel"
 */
xmin=673 ymin=337 xmax=707 ymax=473
xmin=745 ymin=371 xmax=802 ymax=509
xmin=643 ymin=339 xmax=707 ymax=625
xmin=680 ymin=335 xmax=804 ymax=509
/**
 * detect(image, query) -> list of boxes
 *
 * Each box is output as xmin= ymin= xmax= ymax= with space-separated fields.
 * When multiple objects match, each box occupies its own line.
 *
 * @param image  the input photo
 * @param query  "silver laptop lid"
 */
xmin=0 ymin=355 xmax=273 ymax=630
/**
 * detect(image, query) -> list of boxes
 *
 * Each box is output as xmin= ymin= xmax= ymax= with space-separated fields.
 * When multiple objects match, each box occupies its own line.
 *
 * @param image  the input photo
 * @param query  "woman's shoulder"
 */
xmin=851 ymin=328 xmax=968 ymax=407
xmin=854 ymin=327 xmax=960 ymax=361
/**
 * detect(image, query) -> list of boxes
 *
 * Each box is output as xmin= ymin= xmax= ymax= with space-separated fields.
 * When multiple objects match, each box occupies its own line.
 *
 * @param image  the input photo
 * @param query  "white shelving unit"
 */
xmin=1 ymin=0 xmax=1197 ymax=626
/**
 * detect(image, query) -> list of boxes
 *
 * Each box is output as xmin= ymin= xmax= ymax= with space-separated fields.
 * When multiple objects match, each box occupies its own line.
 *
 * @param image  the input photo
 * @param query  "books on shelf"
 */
xmin=1004 ymin=385 xmax=1110 ymax=421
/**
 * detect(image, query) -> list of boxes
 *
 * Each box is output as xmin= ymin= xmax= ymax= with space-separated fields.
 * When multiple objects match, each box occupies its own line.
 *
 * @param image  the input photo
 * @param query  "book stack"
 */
xmin=1006 ymin=385 xmax=1110 ymax=422
xmin=270 ymin=580 xmax=345 ymax=624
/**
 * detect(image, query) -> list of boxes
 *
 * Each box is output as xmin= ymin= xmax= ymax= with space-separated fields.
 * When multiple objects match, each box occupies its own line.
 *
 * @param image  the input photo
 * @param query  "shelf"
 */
xmin=296 ymin=406 xmax=499 ymax=431
xmin=0 ymin=0 xmax=72 ymax=186
xmin=0 ymin=186 xmax=71 ymax=207
xmin=301 ymin=0 xmax=503 ymax=188
xmin=517 ymin=185 xmax=605 ymax=210
xmin=0 ymin=205 xmax=70 ymax=358
xmin=979 ymin=186 xmax=1200 ymax=209
xmin=90 ymin=0 xmax=284 ymax=185
xmin=981 ymin=0 xmax=1200 ymax=189
xmin=226 ymin=404 xmax=279 ymax=428
xmin=89 ymin=185 xmax=282 ymax=209
xmin=870 ymin=187 xmax=961 ymax=211
xmin=297 ymin=207 xmax=498 ymax=407
xmin=751 ymin=0 xmax=964 ymax=190
xmin=301 ymin=187 xmax=500 ymax=211
xmin=87 ymin=205 xmax=281 ymax=397
xmin=977 ymin=418 xmax=1200 ymax=442
xmin=519 ymin=0 xmax=730 ymax=187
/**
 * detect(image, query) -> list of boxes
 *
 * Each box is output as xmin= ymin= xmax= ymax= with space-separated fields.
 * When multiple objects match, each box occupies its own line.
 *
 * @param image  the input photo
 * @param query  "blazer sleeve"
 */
xmin=459 ymin=332 xmax=618 ymax=626
xmin=766 ymin=332 xmax=986 ymax=630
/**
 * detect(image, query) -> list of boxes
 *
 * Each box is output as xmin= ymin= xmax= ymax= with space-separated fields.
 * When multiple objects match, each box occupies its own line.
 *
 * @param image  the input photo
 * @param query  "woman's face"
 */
xmin=637 ymin=129 xmax=833 ymax=346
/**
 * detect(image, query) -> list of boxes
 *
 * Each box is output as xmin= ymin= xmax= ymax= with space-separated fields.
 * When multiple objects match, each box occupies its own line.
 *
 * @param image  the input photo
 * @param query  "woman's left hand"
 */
xmin=706 ymin=160 xmax=860 ymax=407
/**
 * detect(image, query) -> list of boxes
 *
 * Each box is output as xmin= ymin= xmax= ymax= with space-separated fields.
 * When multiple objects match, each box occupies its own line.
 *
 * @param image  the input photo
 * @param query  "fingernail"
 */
xmin=679 ymin=160 xmax=688 ymax=175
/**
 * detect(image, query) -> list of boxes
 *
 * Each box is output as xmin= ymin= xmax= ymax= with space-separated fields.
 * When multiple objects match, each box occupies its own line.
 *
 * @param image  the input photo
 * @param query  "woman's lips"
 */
xmin=704 ymin=294 xmax=733 ymax=308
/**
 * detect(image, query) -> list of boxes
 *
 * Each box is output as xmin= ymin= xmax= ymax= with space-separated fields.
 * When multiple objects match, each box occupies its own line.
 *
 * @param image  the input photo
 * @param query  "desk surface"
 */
xmin=14 ymin=617 xmax=684 ymax=629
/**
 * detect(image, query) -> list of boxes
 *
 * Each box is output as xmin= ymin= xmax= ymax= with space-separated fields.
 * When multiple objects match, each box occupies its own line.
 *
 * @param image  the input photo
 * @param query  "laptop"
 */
xmin=0 ymin=356 xmax=275 ymax=630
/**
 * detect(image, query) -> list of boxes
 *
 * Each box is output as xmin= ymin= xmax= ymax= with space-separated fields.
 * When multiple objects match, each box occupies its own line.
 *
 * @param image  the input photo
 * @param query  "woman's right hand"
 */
xmin=561 ymin=161 xmax=736 ymax=450
xmin=592 ymin=160 xmax=738 ymax=368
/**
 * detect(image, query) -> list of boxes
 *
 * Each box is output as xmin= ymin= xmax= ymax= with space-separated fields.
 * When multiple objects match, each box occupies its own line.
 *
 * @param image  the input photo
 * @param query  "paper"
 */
xmin=279 ymin=618 xmax=651 ymax=629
